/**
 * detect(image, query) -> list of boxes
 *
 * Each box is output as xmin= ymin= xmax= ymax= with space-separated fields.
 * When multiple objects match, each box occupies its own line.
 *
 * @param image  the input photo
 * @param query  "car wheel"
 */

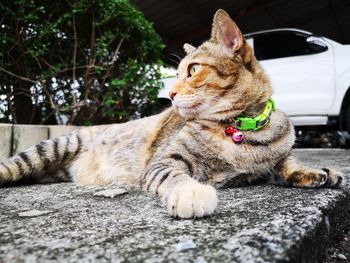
xmin=319 ymin=132 xmax=339 ymax=148
xmin=346 ymin=105 xmax=350 ymax=133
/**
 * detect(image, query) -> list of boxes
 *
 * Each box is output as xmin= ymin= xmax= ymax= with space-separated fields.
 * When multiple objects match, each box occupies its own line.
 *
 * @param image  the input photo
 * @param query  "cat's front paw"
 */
xmin=167 ymin=181 xmax=217 ymax=218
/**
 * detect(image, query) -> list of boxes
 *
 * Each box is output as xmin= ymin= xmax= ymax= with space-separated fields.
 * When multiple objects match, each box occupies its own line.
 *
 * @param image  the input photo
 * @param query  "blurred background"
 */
xmin=1 ymin=0 xmax=350 ymax=147
xmin=131 ymin=0 xmax=350 ymax=63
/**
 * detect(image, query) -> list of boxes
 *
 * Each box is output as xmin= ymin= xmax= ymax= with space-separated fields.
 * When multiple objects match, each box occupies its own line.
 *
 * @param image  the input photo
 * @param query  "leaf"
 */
xmin=111 ymin=79 xmax=126 ymax=87
xmin=0 ymin=0 xmax=164 ymax=125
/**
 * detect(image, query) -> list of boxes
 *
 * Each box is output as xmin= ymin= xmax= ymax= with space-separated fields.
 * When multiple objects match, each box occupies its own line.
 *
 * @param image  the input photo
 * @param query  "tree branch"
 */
xmin=72 ymin=13 xmax=78 ymax=84
xmin=83 ymin=12 xmax=96 ymax=103
xmin=111 ymin=38 xmax=124 ymax=64
xmin=101 ymin=38 xmax=124 ymax=88
xmin=0 ymin=67 xmax=37 ymax=84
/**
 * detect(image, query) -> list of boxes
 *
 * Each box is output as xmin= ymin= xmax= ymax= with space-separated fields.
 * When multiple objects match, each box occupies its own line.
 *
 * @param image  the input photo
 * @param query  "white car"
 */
xmin=159 ymin=29 xmax=350 ymax=147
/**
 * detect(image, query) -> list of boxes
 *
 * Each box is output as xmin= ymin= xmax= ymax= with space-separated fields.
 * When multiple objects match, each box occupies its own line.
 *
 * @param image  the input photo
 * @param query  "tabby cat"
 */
xmin=0 ymin=9 xmax=342 ymax=218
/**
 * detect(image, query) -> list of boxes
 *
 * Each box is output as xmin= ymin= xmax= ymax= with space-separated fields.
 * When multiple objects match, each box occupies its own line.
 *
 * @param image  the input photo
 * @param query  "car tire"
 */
xmin=319 ymin=132 xmax=339 ymax=148
xmin=346 ymin=105 xmax=350 ymax=133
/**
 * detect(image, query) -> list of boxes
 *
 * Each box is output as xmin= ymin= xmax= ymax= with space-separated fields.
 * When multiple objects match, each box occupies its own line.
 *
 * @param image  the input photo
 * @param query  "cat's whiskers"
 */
xmin=159 ymin=110 xmax=175 ymax=129
xmin=167 ymin=53 xmax=183 ymax=65
xmin=175 ymin=96 xmax=208 ymax=118
xmin=183 ymin=90 xmax=235 ymax=116
xmin=168 ymin=58 xmax=180 ymax=66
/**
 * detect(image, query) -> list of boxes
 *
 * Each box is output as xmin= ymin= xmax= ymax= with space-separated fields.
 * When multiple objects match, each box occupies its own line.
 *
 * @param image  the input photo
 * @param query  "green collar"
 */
xmin=228 ymin=98 xmax=275 ymax=131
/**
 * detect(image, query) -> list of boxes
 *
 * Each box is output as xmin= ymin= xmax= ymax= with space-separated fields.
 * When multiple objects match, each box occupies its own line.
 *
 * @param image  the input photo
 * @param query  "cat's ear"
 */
xmin=183 ymin=43 xmax=196 ymax=54
xmin=210 ymin=9 xmax=243 ymax=53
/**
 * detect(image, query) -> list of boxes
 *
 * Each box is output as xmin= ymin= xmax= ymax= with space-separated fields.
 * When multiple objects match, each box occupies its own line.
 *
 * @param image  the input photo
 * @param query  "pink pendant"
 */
xmin=232 ymin=131 xmax=244 ymax=143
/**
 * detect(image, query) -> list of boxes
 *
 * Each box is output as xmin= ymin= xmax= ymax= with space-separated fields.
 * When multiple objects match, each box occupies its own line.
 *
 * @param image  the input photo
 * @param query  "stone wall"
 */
xmin=0 ymin=124 xmax=78 ymax=160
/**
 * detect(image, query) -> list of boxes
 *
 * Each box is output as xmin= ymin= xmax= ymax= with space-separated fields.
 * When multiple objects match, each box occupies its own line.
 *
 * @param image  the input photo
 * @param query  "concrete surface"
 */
xmin=0 ymin=123 xmax=12 ymax=159
xmin=0 ymin=149 xmax=350 ymax=263
xmin=326 ymin=229 xmax=350 ymax=262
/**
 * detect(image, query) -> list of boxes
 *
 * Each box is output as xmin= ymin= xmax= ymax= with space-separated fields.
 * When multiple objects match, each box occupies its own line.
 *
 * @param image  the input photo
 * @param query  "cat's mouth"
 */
xmin=174 ymin=102 xmax=204 ymax=116
xmin=172 ymin=94 xmax=205 ymax=116
xmin=176 ymin=103 xmax=202 ymax=109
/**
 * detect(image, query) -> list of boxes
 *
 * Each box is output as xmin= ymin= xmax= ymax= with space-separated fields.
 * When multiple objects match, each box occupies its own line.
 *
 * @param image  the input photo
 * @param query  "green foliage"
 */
xmin=0 ymin=0 xmax=164 ymax=124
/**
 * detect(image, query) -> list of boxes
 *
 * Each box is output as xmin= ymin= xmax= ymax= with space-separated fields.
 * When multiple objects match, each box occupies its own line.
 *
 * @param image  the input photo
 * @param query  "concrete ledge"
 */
xmin=0 ymin=124 xmax=80 ymax=158
xmin=0 ymin=149 xmax=349 ymax=262
xmin=0 ymin=123 xmax=12 ymax=160
xmin=48 ymin=125 xmax=78 ymax=139
xmin=12 ymin=125 xmax=49 ymax=155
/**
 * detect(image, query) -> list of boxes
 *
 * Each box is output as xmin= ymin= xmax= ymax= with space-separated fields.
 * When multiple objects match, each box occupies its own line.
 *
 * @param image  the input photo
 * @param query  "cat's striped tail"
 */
xmin=0 ymin=128 xmax=90 ymax=185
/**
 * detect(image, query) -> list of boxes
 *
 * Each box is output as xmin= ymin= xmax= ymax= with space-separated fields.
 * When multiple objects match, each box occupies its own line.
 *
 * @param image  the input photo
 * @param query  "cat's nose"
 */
xmin=169 ymin=91 xmax=177 ymax=100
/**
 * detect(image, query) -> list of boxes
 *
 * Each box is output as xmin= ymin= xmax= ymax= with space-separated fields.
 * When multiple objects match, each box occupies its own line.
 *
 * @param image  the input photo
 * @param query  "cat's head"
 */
xmin=169 ymin=9 xmax=272 ymax=121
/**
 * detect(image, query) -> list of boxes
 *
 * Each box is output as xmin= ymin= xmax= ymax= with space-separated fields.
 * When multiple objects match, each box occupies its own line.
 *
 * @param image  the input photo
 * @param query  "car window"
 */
xmin=253 ymin=32 xmax=325 ymax=61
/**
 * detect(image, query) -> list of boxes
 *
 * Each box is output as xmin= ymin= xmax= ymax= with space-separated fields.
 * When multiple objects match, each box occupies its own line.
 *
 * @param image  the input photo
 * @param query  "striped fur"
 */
xmin=0 ymin=9 xmax=342 ymax=218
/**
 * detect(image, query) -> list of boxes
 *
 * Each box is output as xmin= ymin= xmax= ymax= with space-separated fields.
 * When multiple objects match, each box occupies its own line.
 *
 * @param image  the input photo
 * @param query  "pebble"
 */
xmin=195 ymin=256 xmax=207 ymax=263
xmin=18 ymin=209 xmax=54 ymax=217
xmin=337 ymin=253 xmax=347 ymax=260
xmin=175 ymin=239 xmax=196 ymax=251
xmin=93 ymin=188 xmax=127 ymax=198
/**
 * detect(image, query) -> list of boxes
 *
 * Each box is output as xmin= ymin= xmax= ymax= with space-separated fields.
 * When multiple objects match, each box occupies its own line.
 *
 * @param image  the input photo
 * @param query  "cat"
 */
xmin=0 ymin=9 xmax=342 ymax=218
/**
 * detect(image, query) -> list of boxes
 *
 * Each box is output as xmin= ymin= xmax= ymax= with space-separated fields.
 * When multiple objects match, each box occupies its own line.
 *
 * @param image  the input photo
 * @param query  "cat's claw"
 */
xmin=167 ymin=181 xmax=217 ymax=218
xmin=321 ymin=168 xmax=343 ymax=188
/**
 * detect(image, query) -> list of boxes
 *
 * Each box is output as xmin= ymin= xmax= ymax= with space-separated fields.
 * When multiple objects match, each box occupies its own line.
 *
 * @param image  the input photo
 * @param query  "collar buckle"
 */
xmin=231 ymin=98 xmax=275 ymax=131
xmin=235 ymin=117 xmax=257 ymax=130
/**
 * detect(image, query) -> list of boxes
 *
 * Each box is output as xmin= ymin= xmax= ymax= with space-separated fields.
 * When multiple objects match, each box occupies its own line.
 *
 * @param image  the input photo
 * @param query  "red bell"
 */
xmin=224 ymin=126 xmax=237 ymax=135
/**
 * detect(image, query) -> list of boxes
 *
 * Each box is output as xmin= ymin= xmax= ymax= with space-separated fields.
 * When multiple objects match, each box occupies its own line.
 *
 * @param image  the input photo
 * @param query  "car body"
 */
xmin=159 ymin=28 xmax=350 ymax=137
xmin=245 ymin=28 xmax=350 ymax=130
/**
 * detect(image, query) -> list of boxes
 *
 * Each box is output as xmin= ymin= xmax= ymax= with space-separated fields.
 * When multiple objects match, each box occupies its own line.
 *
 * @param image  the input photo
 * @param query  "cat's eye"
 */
xmin=188 ymin=63 xmax=200 ymax=77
